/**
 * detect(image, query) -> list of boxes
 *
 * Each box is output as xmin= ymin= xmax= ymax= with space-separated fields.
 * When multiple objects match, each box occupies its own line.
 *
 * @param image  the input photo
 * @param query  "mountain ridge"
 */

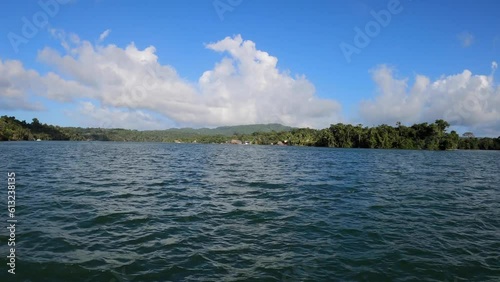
xmin=152 ymin=123 xmax=294 ymax=136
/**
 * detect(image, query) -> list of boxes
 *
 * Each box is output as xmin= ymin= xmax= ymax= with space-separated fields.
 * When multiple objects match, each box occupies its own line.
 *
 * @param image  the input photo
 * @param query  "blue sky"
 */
xmin=0 ymin=0 xmax=499 ymax=135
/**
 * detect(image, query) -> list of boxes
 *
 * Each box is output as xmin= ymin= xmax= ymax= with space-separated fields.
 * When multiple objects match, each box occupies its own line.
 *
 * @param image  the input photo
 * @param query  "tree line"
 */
xmin=1 ymin=115 xmax=499 ymax=150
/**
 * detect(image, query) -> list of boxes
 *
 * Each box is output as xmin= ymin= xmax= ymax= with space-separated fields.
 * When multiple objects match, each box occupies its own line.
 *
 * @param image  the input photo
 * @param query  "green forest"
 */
xmin=1 ymin=115 xmax=499 ymax=150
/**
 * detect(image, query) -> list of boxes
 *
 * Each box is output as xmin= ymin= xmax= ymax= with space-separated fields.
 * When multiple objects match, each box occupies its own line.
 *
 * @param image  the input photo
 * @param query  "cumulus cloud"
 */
xmin=0 ymin=59 xmax=44 ymax=111
xmin=458 ymin=31 xmax=475 ymax=48
xmin=68 ymin=102 xmax=168 ymax=130
xmin=31 ymin=33 xmax=341 ymax=128
xmin=4 ymin=30 xmax=498 ymax=134
xmin=360 ymin=63 xmax=500 ymax=135
xmin=199 ymin=35 xmax=342 ymax=127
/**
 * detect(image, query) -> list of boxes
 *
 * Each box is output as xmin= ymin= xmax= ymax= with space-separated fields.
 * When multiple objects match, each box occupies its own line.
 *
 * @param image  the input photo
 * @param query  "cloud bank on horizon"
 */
xmin=1 ymin=31 xmax=499 ymax=135
xmin=1 ymin=32 xmax=342 ymax=129
xmin=361 ymin=62 xmax=500 ymax=135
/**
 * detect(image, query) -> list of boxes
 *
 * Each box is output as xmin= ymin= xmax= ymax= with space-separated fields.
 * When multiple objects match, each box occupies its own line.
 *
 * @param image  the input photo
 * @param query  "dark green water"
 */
xmin=0 ymin=142 xmax=499 ymax=281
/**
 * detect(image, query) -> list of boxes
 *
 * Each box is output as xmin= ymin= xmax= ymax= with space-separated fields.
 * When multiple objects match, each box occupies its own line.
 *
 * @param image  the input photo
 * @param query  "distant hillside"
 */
xmin=0 ymin=116 xmax=294 ymax=142
xmin=162 ymin=123 xmax=294 ymax=136
xmin=2 ymin=116 xmax=499 ymax=150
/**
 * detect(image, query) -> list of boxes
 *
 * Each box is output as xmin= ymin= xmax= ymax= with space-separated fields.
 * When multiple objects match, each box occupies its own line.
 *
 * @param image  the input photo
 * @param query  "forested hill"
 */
xmin=0 ymin=116 xmax=293 ymax=143
xmin=163 ymin=123 xmax=293 ymax=136
xmin=1 ymin=115 xmax=499 ymax=150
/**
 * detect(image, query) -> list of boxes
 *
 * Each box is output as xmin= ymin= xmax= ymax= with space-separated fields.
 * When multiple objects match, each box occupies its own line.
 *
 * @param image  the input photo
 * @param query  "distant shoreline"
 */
xmin=3 ymin=139 xmax=500 ymax=151
xmin=1 ymin=116 xmax=499 ymax=150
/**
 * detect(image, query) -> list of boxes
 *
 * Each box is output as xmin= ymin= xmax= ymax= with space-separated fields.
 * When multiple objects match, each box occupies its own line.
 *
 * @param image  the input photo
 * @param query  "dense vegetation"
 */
xmin=1 ymin=115 xmax=499 ymax=150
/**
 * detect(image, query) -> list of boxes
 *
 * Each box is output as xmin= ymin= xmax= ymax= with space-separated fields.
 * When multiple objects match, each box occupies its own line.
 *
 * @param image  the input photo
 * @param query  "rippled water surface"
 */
xmin=1 ymin=142 xmax=499 ymax=281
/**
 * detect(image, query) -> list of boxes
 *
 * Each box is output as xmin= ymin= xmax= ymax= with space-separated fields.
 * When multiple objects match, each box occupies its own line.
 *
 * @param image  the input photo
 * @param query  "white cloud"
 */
xmin=31 ymin=33 xmax=341 ymax=128
xmin=5 ymin=30 xmax=498 ymax=135
xmin=98 ymin=29 xmax=111 ymax=42
xmin=0 ymin=59 xmax=44 ymax=111
xmin=360 ymin=64 xmax=500 ymax=135
xmin=68 ymin=102 xmax=168 ymax=130
xmin=458 ymin=31 xmax=475 ymax=48
xmin=199 ymin=35 xmax=342 ymax=127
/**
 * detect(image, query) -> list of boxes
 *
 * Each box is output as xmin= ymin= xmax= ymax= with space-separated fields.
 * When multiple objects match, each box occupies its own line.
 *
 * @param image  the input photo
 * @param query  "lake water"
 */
xmin=1 ymin=142 xmax=499 ymax=281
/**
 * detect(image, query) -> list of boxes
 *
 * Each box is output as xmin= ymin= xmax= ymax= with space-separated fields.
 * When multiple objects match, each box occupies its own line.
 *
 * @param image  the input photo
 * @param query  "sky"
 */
xmin=0 ymin=0 xmax=499 ymax=136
